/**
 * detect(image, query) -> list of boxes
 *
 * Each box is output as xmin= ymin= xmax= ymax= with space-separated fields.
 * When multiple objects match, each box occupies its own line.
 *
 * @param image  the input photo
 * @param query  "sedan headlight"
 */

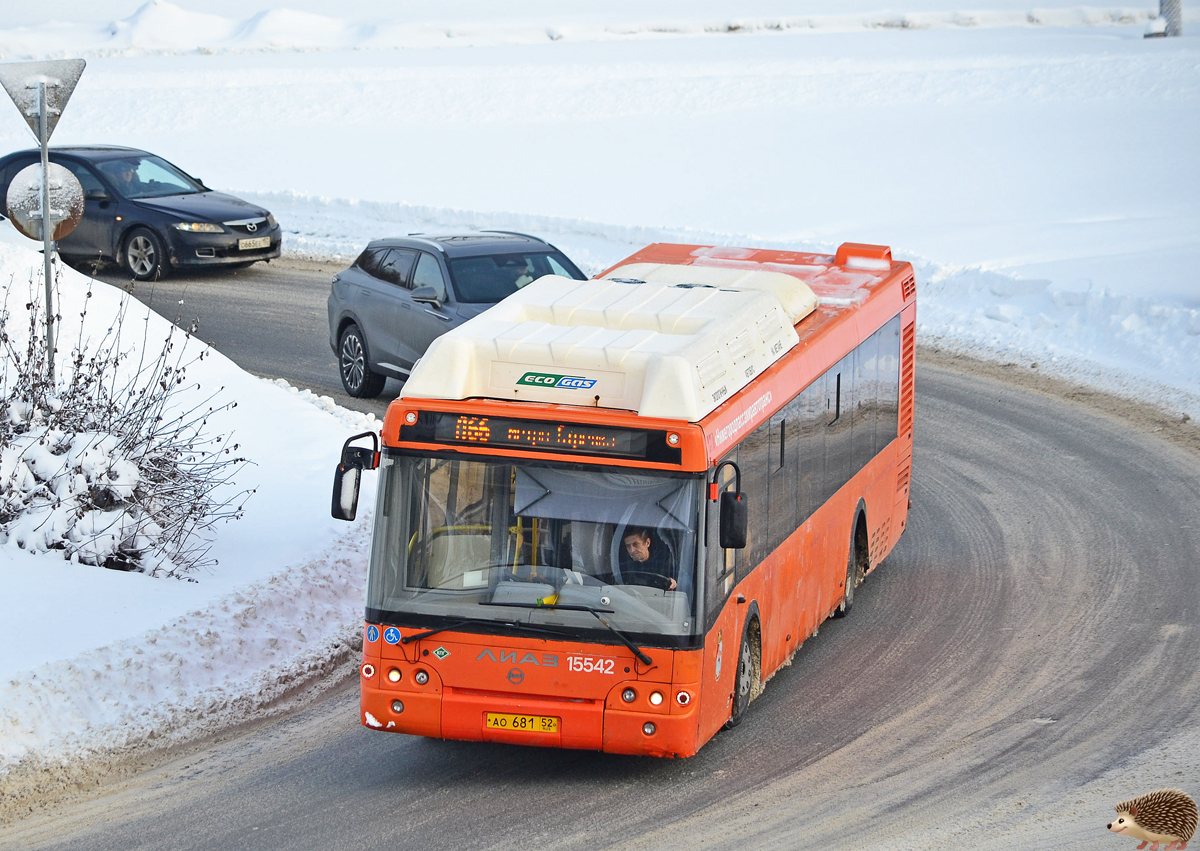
xmin=266 ymin=213 xmax=277 ymax=228
xmin=173 ymin=222 xmax=224 ymax=233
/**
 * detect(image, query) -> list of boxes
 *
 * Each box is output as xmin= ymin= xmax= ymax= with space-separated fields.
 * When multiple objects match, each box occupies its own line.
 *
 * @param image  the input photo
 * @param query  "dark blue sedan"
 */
xmin=0 ymin=145 xmax=281 ymax=280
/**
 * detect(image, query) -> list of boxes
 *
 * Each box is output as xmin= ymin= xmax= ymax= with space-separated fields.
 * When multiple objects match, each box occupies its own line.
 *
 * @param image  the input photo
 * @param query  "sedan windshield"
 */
xmin=367 ymin=454 xmax=703 ymax=642
xmin=448 ymin=251 xmax=585 ymax=302
xmin=95 ymin=156 xmax=204 ymax=199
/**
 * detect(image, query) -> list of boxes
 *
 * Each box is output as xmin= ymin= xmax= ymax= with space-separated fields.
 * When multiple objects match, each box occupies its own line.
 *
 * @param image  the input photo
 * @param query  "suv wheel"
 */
xmin=339 ymin=324 xmax=386 ymax=398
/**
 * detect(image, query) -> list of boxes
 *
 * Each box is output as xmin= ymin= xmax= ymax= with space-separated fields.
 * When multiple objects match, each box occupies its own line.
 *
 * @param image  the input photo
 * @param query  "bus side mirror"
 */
xmin=332 ymin=431 xmax=380 ymax=521
xmin=712 ymin=459 xmax=747 ymax=549
xmin=719 ymin=491 xmax=747 ymax=549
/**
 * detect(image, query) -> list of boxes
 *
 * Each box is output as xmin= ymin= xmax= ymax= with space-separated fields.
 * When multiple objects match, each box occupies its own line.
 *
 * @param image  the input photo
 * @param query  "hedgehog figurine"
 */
xmin=1107 ymin=788 xmax=1198 ymax=850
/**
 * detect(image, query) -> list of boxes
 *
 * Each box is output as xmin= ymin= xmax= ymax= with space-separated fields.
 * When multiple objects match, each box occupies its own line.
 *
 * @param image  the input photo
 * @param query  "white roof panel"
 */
xmin=401 ymin=270 xmax=815 ymax=422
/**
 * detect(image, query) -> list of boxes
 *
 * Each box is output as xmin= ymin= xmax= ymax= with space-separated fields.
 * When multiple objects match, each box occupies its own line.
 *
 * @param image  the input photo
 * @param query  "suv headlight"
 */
xmin=173 ymin=222 xmax=224 ymax=233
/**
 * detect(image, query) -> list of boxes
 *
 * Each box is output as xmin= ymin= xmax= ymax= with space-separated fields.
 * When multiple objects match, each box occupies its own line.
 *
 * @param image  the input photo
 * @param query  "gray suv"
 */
xmin=327 ymin=231 xmax=588 ymax=397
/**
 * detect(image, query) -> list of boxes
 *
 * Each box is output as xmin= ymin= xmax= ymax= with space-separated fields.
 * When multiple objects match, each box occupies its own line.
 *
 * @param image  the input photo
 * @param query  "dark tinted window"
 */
xmin=448 ymin=251 xmax=586 ymax=303
xmin=377 ymin=248 xmax=418 ymax=287
xmin=58 ymin=161 xmax=106 ymax=197
xmin=355 ymin=248 xmax=389 ymax=277
xmin=357 ymin=248 xmax=417 ymax=287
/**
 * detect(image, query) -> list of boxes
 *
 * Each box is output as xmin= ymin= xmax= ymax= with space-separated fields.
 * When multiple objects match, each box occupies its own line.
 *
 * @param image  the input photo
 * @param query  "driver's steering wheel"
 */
xmin=619 ymin=570 xmax=674 ymax=591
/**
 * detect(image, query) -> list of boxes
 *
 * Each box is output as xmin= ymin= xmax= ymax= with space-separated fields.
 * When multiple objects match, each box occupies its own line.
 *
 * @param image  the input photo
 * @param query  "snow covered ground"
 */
xmin=0 ymin=0 xmax=1197 ymax=822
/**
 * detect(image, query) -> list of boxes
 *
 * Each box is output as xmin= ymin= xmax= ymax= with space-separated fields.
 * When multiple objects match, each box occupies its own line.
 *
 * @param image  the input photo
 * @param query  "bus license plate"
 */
xmin=485 ymin=712 xmax=558 ymax=733
xmin=239 ymin=236 xmax=270 ymax=250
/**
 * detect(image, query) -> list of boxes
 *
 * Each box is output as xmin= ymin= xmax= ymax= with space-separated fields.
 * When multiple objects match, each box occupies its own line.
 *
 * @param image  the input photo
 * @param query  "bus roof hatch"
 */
xmin=400 ymin=271 xmax=816 ymax=422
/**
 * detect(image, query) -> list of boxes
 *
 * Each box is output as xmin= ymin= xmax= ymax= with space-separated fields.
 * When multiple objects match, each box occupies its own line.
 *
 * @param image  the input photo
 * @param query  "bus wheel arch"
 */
xmin=835 ymin=504 xmax=870 ymax=618
xmin=724 ymin=603 xmax=762 ymax=729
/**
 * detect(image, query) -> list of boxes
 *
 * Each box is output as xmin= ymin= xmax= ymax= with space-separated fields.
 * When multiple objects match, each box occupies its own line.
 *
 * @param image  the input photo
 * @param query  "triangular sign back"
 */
xmin=0 ymin=59 xmax=86 ymax=141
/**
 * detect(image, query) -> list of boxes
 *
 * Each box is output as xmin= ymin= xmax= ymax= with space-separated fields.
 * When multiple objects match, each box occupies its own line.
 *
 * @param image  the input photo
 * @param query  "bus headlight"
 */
xmin=391 ymin=700 xmax=404 ymax=713
xmin=649 ymin=691 xmax=664 ymax=706
xmin=414 ymin=670 xmax=429 ymax=685
xmin=387 ymin=668 xmax=402 ymax=682
xmin=621 ymin=688 xmax=636 ymax=703
xmin=642 ymin=722 xmax=656 ymax=735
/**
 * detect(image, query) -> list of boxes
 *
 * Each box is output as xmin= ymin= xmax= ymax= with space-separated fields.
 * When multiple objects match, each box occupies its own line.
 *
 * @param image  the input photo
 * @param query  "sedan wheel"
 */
xmin=339 ymin=324 xmax=386 ymax=398
xmin=124 ymin=227 xmax=167 ymax=281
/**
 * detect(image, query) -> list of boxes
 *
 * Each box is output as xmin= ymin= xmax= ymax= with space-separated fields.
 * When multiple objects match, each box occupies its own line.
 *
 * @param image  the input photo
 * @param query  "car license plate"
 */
xmin=238 ymin=236 xmax=270 ymax=250
xmin=485 ymin=712 xmax=558 ymax=733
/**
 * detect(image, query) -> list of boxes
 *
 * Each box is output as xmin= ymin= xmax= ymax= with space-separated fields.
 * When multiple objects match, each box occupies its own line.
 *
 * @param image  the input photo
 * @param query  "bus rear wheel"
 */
xmin=835 ymin=519 xmax=868 ymax=618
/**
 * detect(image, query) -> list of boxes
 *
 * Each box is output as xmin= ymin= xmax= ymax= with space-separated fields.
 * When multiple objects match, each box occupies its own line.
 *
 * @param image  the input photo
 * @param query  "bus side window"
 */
xmin=825 ymin=355 xmax=854 ymax=504
xmin=878 ymin=315 xmax=901 ymax=446
xmin=737 ymin=421 xmax=769 ymax=582
xmin=768 ymin=405 xmax=799 ymax=554
xmin=798 ymin=380 xmax=826 ymax=526
xmin=852 ymin=328 xmax=880 ymax=471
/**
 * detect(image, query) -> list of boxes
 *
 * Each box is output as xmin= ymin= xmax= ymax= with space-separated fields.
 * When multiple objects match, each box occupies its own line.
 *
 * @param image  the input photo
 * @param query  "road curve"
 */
xmin=4 ymin=265 xmax=1198 ymax=851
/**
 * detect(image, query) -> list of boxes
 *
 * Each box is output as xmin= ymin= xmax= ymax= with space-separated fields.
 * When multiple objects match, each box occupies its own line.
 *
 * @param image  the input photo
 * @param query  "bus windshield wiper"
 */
xmin=498 ymin=621 xmax=575 ymax=638
xmin=481 ymin=601 xmax=653 ymax=666
xmin=404 ymin=617 xmax=573 ymax=644
xmin=400 ymin=620 xmax=476 ymax=645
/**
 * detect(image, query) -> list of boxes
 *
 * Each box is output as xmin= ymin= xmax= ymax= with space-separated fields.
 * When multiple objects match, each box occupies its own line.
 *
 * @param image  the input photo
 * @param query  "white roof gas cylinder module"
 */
xmin=400 ymin=266 xmax=818 ymax=422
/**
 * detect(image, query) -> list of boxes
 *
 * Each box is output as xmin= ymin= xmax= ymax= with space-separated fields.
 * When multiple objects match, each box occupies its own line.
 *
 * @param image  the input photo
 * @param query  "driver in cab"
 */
xmin=619 ymin=526 xmax=677 ymax=591
xmin=111 ymin=161 xmax=144 ymax=194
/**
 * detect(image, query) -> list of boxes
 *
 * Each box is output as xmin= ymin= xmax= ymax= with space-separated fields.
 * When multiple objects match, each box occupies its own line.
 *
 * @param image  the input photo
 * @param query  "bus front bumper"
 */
xmin=360 ymin=684 xmax=702 ymax=758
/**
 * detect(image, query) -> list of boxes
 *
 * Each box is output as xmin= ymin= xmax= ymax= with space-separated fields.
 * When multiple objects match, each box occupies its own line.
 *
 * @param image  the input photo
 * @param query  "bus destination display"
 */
xmin=400 ymin=412 xmax=681 ymax=463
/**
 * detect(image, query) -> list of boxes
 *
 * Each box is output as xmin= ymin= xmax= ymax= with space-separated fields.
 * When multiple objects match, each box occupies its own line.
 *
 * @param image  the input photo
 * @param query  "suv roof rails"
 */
xmin=477 ymin=230 xmax=547 ymax=244
xmin=403 ymin=235 xmax=446 ymax=253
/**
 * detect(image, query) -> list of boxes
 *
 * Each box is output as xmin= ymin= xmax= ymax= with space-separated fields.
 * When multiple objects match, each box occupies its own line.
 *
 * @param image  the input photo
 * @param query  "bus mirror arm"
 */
xmin=331 ymin=431 xmax=380 ymax=521
xmin=712 ymin=461 xmax=748 ymax=549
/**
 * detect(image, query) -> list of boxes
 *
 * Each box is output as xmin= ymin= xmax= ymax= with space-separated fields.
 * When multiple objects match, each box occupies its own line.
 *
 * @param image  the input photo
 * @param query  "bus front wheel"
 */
xmin=724 ymin=618 xmax=758 ymax=729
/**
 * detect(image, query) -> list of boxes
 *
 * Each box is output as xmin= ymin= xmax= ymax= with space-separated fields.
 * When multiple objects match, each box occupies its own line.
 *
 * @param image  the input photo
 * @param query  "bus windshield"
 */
xmin=366 ymin=454 xmax=704 ymax=642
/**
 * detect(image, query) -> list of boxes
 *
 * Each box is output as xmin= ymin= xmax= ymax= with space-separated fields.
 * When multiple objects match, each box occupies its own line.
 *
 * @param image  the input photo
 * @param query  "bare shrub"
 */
xmin=0 ymin=269 xmax=254 ymax=578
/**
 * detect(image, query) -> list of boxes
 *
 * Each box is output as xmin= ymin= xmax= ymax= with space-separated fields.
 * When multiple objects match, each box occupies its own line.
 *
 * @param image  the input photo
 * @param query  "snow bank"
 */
xmin=1 ymin=0 xmax=1195 ymax=60
xmin=0 ymin=229 xmax=381 ymax=772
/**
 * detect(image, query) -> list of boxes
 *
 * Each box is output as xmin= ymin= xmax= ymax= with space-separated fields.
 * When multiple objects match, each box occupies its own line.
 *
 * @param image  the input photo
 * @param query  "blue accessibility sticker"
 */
xmin=383 ymin=627 xmax=401 ymax=645
xmin=366 ymin=625 xmax=379 ymax=643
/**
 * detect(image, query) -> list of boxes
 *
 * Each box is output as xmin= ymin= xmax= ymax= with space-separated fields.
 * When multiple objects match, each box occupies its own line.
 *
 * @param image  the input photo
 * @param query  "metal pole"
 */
xmin=38 ymin=79 xmax=55 ymax=383
xmin=1162 ymin=0 xmax=1182 ymax=36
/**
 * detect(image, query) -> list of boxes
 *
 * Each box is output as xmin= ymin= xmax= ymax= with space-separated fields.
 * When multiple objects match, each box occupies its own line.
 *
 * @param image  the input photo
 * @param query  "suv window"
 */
xmin=378 ymin=248 xmax=418 ymax=287
xmin=412 ymin=252 xmax=447 ymax=300
xmin=546 ymin=255 xmax=576 ymax=278
xmin=355 ymin=248 xmax=388 ymax=277
xmin=447 ymin=251 xmax=585 ymax=303
xmin=356 ymin=247 xmax=417 ymax=287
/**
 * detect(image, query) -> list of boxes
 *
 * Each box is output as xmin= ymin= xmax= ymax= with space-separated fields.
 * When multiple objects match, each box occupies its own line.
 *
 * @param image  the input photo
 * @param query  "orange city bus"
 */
xmin=331 ymin=241 xmax=916 ymax=757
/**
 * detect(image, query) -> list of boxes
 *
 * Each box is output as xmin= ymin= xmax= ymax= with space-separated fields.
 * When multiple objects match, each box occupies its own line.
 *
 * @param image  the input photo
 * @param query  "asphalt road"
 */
xmin=4 ymin=262 xmax=1199 ymax=850
xmin=88 ymin=259 xmax=396 ymax=418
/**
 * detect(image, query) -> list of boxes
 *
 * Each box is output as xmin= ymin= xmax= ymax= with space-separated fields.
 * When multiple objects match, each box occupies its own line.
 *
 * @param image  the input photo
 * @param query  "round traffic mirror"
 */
xmin=5 ymin=162 xmax=84 ymax=241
